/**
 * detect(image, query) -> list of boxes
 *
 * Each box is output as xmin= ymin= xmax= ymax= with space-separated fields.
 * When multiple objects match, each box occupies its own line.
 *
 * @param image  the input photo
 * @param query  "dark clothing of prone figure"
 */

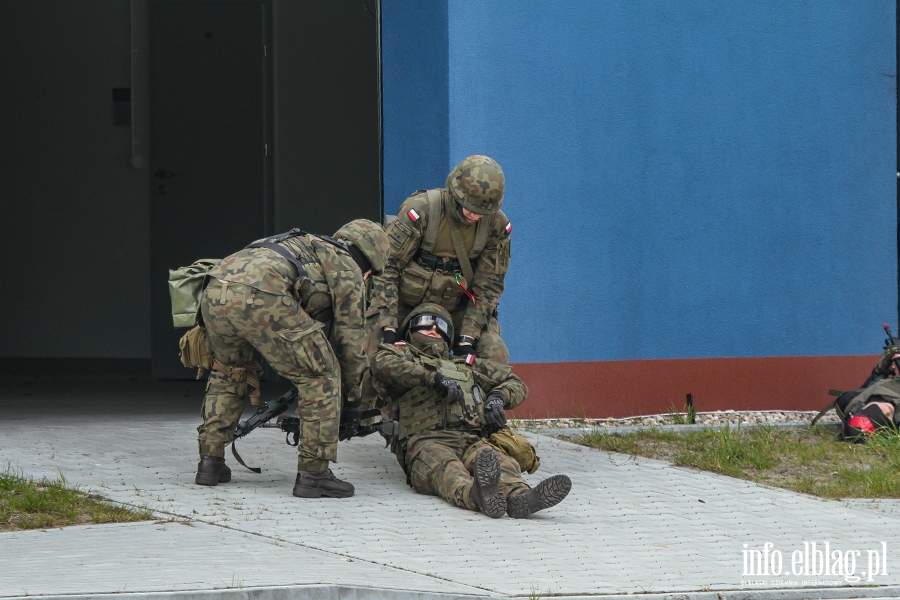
xmin=371 ymin=303 xmax=571 ymax=518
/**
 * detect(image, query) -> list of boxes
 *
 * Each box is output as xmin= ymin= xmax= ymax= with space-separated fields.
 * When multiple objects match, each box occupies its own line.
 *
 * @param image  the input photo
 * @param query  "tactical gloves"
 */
xmin=382 ymin=328 xmax=397 ymax=345
xmin=432 ymin=373 xmax=464 ymax=403
xmin=454 ymin=336 xmax=476 ymax=359
xmin=875 ymin=345 xmax=900 ymax=375
xmin=483 ymin=392 xmax=507 ymax=430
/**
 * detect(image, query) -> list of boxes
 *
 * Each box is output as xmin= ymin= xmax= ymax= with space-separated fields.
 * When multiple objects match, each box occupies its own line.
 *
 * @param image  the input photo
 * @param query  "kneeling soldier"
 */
xmin=195 ymin=220 xmax=388 ymax=498
xmin=372 ymin=303 xmax=571 ymax=517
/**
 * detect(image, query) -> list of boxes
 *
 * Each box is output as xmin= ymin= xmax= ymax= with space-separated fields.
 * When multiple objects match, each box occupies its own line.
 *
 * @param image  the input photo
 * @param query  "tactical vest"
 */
xmin=397 ymin=189 xmax=490 ymax=310
xmin=394 ymin=351 xmax=485 ymax=440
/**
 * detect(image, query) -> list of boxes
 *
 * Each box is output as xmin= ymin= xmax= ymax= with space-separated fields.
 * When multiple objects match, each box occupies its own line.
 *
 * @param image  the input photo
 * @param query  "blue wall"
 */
xmin=385 ymin=1 xmax=897 ymax=364
xmin=381 ymin=0 xmax=449 ymax=210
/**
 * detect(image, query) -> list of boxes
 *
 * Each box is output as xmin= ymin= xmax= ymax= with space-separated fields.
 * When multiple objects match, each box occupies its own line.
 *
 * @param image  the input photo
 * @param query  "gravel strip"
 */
xmin=509 ymin=409 xmax=841 ymax=431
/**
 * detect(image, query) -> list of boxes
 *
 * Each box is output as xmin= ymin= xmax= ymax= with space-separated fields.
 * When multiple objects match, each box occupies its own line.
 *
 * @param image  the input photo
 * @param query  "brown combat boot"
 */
xmin=292 ymin=470 xmax=354 ymax=498
xmin=468 ymin=447 xmax=506 ymax=518
xmin=195 ymin=455 xmax=232 ymax=486
xmin=506 ymin=474 xmax=572 ymax=518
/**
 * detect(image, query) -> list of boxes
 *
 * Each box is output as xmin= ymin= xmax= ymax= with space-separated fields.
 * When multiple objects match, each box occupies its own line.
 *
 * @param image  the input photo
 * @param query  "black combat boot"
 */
xmin=292 ymin=470 xmax=355 ymax=498
xmin=468 ymin=447 xmax=506 ymax=518
xmin=506 ymin=474 xmax=572 ymax=518
xmin=195 ymin=455 xmax=232 ymax=486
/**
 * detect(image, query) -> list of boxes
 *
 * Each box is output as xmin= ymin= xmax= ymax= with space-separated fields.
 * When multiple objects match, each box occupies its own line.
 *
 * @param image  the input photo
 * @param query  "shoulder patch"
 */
xmin=407 ymin=209 xmax=420 ymax=222
xmin=505 ymin=222 xmax=512 ymax=235
xmin=465 ymin=354 xmax=475 ymax=365
xmin=395 ymin=341 xmax=407 ymax=347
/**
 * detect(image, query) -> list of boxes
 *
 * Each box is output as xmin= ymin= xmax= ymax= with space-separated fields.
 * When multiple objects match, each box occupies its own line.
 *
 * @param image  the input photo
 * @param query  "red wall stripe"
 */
xmin=508 ymin=355 xmax=877 ymax=419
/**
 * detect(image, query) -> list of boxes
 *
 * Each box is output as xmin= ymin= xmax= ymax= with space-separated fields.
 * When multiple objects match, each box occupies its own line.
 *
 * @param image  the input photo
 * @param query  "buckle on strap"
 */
xmin=417 ymin=251 xmax=465 ymax=273
xmin=212 ymin=359 xmax=263 ymax=406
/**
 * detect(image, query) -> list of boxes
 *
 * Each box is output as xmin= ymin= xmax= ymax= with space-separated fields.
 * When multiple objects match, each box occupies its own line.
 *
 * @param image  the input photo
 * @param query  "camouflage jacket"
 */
xmin=372 ymin=189 xmax=512 ymax=339
xmin=371 ymin=342 xmax=527 ymax=413
xmin=210 ymin=233 xmax=368 ymax=401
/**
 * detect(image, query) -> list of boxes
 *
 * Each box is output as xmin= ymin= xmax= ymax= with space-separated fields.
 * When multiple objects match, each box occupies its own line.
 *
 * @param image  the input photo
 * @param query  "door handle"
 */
xmin=154 ymin=170 xmax=176 ymax=180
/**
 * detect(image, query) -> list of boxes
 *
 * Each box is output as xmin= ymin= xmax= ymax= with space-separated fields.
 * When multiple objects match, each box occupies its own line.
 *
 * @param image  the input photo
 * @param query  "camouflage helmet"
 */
xmin=445 ymin=155 xmax=504 ymax=215
xmin=400 ymin=302 xmax=454 ymax=342
xmin=333 ymin=219 xmax=389 ymax=274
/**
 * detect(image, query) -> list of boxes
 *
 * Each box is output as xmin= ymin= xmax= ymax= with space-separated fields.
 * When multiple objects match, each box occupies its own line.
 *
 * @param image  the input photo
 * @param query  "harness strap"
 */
xmin=471 ymin=212 xmax=490 ymax=258
xmin=449 ymin=222 xmax=476 ymax=292
xmin=212 ymin=359 xmax=263 ymax=406
xmin=245 ymin=241 xmax=308 ymax=280
xmin=422 ymin=189 xmax=442 ymax=253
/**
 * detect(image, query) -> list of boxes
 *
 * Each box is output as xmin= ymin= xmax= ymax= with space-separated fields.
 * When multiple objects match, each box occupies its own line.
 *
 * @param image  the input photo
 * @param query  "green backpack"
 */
xmin=168 ymin=259 xmax=221 ymax=327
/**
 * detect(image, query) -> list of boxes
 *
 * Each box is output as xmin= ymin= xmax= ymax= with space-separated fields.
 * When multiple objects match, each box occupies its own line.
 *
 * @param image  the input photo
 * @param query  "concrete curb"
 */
xmin=0 ymin=584 xmax=497 ymax=600
xmin=540 ymin=421 xmax=841 ymax=437
xmin=3 ymin=584 xmax=899 ymax=600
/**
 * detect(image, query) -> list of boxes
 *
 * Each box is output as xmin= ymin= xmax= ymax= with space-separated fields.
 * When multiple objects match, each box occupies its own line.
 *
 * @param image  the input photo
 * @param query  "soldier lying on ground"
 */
xmin=372 ymin=155 xmax=513 ymax=364
xmin=194 ymin=220 xmax=389 ymax=499
xmin=840 ymin=347 xmax=900 ymax=440
xmin=371 ymin=302 xmax=572 ymax=518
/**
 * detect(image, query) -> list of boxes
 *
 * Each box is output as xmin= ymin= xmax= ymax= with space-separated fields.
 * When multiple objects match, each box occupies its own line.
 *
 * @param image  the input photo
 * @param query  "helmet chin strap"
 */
xmin=444 ymin=190 xmax=469 ymax=225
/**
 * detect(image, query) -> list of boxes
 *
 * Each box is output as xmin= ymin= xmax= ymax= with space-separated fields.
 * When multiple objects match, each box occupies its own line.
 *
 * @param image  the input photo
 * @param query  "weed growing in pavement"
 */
xmin=0 ymin=467 xmax=153 ymax=531
xmin=576 ymin=426 xmax=900 ymax=499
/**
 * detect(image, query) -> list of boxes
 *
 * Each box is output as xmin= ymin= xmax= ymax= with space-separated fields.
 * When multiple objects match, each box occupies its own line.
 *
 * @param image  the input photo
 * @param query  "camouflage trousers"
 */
xmin=198 ymin=279 xmax=341 ymax=473
xmin=405 ymin=430 xmax=529 ymax=511
xmin=396 ymin=303 xmax=509 ymax=364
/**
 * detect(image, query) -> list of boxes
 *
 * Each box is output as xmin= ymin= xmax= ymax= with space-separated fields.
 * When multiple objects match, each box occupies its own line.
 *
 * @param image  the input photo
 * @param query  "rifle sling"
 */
xmin=448 ymin=223 xmax=476 ymax=291
xmin=231 ymin=440 xmax=262 ymax=473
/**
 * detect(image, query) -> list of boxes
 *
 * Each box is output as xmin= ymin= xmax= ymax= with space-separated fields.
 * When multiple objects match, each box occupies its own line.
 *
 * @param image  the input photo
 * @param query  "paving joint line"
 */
xmin=100 ymin=496 xmax=502 ymax=597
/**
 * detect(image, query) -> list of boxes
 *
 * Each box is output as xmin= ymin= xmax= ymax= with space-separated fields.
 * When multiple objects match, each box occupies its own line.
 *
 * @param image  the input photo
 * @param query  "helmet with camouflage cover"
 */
xmin=445 ymin=155 xmax=504 ymax=215
xmin=333 ymin=219 xmax=389 ymax=274
xmin=400 ymin=303 xmax=454 ymax=344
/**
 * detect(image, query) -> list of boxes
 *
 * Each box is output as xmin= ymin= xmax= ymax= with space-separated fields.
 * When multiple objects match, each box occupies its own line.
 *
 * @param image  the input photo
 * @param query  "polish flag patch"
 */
xmin=407 ymin=209 xmax=420 ymax=222
xmin=505 ymin=222 xmax=512 ymax=234
xmin=465 ymin=354 xmax=475 ymax=365
xmin=394 ymin=341 xmax=407 ymax=347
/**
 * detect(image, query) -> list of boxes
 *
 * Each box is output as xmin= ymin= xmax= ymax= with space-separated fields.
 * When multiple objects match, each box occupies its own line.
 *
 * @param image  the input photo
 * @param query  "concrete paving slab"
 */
xmin=1 ymin=389 xmax=900 ymax=599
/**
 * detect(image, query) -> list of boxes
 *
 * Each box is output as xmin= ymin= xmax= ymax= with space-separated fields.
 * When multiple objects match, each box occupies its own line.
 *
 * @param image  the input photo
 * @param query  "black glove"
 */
xmin=875 ymin=345 xmax=900 ymax=375
xmin=432 ymin=373 xmax=464 ymax=403
xmin=339 ymin=401 xmax=362 ymax=441
xmin=453 ymin=343 xmax=476 ymax=359
xmin=483 ymin=392 xmax=507 ymax=430
xmin=382 ymin=328 xmax=397 ymax=345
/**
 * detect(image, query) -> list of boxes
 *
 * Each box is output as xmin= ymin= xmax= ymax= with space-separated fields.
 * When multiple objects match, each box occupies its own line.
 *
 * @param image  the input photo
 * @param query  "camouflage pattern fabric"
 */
xmin=371 ymin=338 xmax=529 ymax=511
xmin=197 ymin=232 xmax=369 ymax=473
xmin=406 ymin=430 xmax=528 ymax=509
xmin=372 ymin=188 xmax=512 ymax=360
xmin=445 ymin=155 xmax=505 ymax=215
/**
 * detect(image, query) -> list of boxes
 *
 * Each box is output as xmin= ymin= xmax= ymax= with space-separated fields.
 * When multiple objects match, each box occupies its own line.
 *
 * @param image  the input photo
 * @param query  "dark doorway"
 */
xmin=149 ymin=0 xmax=272 ymax=378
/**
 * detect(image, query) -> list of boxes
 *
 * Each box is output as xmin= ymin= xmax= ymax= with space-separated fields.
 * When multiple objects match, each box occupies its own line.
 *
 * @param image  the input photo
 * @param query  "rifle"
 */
xmin=882 ymin=324 xmax=900 ymax=374
xmin=231 ymin=386 xmax=397 ymax=472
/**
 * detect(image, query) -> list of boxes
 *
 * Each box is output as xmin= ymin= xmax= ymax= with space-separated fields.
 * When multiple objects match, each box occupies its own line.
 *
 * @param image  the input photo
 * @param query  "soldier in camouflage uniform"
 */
xmin=195 ymin=220 xmax=389 ymax=498
xmin=371 ymin=303 xmax=572 ymax=518
xmin=373 ymin=155 xmax=512 ymax=364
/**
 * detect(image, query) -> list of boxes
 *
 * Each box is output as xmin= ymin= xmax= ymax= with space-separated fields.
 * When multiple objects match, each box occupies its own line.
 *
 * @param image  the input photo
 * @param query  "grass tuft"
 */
xmin=576 ymin=426 xmax=900 ymax=499
xmin=0 ymin=467 xmax=153 ymax=531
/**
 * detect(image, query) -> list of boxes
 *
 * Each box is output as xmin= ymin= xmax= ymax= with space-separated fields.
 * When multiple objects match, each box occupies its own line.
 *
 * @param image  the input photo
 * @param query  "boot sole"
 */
xmin=507 ymin=474 xmax=572 ymax=518
xmin=474 ymin=448 xmax=505 ymax=518
xmin=195 ymin=473 xmax=219 ymax=486
xmin=292 ymin=485 xmax=354 ymax=499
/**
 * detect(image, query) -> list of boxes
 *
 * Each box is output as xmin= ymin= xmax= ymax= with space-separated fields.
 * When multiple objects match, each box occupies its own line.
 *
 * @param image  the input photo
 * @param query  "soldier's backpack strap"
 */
xmin=245 ymin=229 xmax=309 ymax=279
xmin=448 ymin=223 xmax=476 ymax=291
xmin=470 ymin=213 xmax=491 ymax=258
xmin=421 ymin=189 xmax=443 ymax=254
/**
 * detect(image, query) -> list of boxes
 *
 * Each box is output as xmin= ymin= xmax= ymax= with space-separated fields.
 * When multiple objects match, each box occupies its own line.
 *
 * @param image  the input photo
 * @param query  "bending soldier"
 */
xmin=194 ymin=220 xmax=388 ymax=498
xmin=374 ymin=155 xmax=512 ymax=364
xmin=372 ymin=303 xmax=572 ymax=518
xmin=840 ymin=347 xmax=900 ymax=440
